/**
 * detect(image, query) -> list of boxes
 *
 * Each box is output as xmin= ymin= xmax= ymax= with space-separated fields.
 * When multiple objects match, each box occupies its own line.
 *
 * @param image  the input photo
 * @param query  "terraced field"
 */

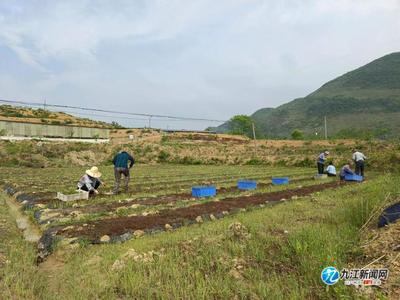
xmin=0 ymin=165 xmax=350 ymax=261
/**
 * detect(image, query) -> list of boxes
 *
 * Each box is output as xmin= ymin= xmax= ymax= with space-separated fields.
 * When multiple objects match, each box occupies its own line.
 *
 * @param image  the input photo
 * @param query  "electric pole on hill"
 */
xmin=324 ymin=115 xmax=328 ymax=140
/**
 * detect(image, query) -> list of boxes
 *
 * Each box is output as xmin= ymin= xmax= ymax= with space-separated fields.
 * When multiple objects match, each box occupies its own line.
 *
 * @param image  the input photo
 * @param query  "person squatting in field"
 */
xmin=77 ymin=166 xmax=103 ymax=195
xmin=352 ymin=149 xmax=367 ymax=177
xmin=325 ymin=161 xmax=336 ymax=177
xmin=112 ymin=149 xmax=135 ymax=194
xmin=340 ymin=161 xmax=354 ymax=180
xmin=317 ymin=150 xmax=329 ymax=174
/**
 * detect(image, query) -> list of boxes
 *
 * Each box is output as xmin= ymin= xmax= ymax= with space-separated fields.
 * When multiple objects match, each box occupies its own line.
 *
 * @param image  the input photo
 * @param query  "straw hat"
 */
xmin=324 ymin=151 xmax=330 ymax=155
xmin=86 ymin=166 xmax=102 ymax=178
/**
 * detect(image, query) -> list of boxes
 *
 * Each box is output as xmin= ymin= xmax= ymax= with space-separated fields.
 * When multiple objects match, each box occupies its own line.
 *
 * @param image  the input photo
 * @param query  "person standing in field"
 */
xmin=317 ymin=150 xmax=329 ymax=174
xmin=339 ymin=161 xmax=354 ymax=180
xmin=112 ymin=149 xmax=135 ymax=194
xmin=352 ymin=149 xmax=367 ymax=177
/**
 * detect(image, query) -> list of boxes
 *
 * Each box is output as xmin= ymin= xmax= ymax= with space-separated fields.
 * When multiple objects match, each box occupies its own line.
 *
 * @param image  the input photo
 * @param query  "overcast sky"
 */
xmin=1 ymin=0 xmax=400 ymax=129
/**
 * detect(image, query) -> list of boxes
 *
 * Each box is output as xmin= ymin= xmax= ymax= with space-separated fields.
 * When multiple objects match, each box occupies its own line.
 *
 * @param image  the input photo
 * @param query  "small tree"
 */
xmin=229 ymin=115 xmax=254 ymax=138
xmin=291 ymin=129 xmax=304 ymax=140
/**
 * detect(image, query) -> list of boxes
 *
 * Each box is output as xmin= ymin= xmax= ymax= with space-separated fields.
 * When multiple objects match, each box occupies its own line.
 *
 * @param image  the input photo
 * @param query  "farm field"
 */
xmin=2 ymin=165 xmax=324 ymax=250
xmin=1 ymin=164 xmax=399 ymax=299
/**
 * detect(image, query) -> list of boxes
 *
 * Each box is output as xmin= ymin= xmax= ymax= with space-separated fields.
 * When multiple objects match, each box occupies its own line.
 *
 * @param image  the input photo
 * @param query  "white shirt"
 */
xmin=352 ymin=151 xmax=366 ymax=162
xmin=326 ymin=165 xmax=336 ymax=175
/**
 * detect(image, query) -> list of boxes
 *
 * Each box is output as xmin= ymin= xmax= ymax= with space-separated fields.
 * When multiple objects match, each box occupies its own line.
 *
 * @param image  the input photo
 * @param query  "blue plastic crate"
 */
xmin=238 ymin=180 xmax=257 ymax=190
xmin=272 ymin=177 xmax=289 ymax=185
xmin=192 ymin=186 xmax=216 ymax=198
xmin=344 ymin=174 xmax=363 ymax=182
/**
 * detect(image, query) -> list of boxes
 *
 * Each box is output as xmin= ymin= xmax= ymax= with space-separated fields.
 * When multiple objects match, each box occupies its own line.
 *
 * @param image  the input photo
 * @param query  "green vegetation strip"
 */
xmin=0 ymin=194 xmax=47 ymax=299
xmin=0 ymin=166 xmax=313 ymax=194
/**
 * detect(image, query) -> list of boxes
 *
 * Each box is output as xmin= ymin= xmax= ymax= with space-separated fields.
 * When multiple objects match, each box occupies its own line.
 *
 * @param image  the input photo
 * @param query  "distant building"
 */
xmin=0 ymin=120 xmax=110 ymax=139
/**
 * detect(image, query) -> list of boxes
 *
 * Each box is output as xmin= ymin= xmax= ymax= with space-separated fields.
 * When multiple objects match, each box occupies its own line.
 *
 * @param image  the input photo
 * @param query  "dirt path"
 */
xmin=3 ymin=195 xmax=41 ymax=243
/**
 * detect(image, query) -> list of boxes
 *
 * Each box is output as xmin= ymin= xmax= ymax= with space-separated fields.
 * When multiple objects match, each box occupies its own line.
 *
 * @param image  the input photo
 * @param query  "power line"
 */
xmin=0 ymin=98 xmax=227 ymax=123
xmin=53 ymin=109 xmax=197 ymax=123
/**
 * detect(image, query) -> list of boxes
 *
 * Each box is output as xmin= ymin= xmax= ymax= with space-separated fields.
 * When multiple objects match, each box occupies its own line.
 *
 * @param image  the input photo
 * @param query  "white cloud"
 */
xmin=0 ymin=0 xmax=399 ymax=129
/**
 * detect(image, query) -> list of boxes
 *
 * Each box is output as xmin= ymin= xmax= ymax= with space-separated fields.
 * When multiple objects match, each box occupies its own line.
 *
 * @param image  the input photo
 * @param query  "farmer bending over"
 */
xmin=112 ymin=149 xmax=135 ymax=194
xmin=352 ymin=149 xmax=367 ymax=177
xmin=325 ymin=162 xmax=336 ymax=177
xmin=317 ymin=150 xmax=329 ymax=174
xmin=77 ymin=166 xmax=102 ymax=195
xmin=339 ymin=161 xmax=354 ymax=181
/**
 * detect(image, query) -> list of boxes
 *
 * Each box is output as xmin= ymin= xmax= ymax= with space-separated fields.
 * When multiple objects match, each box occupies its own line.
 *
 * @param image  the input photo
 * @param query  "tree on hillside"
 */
xmin=229 ymin=115 xmax=254 ymax=138
xmin=111 ymin=121 xmax=125 ymax=129
xmin=291 ymin=129 xmax=304 ymax=140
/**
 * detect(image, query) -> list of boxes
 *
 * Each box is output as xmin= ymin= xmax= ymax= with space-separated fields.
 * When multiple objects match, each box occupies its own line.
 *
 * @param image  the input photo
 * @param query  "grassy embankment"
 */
xmin=1 ymin=171 xmax=399 ymax=299
xmin=0 ymin=137 xmax=399 ymax=171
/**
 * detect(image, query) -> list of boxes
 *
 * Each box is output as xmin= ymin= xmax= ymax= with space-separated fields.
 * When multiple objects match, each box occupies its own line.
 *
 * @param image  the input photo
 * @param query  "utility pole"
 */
xmin=148 ymin=115 xmax=153 ymax=128
xmin=252 ymin=122 xmax=257 ymax=156
xmin=324 ymin=115 xmax=328 ymax=140
xmin=43 ymin=99 xmax=46 ymax=110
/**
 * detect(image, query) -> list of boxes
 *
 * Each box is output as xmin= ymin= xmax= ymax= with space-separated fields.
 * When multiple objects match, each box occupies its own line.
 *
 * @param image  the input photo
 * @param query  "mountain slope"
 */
xmin=218 ymin=52 xmax=400 ymax=138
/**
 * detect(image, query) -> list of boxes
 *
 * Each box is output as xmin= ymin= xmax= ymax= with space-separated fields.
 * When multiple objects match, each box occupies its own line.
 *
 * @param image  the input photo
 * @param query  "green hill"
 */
xmin=219 ymin=52 xmax=400 ymax=139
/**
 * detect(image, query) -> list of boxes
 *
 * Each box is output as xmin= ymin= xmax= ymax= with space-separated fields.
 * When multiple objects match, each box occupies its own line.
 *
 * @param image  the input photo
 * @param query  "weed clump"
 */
xmin=227 ymin=222 xmax=251 ymax=240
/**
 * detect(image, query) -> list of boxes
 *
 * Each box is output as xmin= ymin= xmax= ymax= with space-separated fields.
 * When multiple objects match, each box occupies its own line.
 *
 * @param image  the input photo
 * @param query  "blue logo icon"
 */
xmin=321 ymin=267 xmax=340 ymax=285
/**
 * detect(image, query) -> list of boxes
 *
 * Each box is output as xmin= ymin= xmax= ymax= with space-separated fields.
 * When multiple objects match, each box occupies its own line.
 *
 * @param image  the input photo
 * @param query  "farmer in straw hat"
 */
xmin=77 ymin=166 xmax=103 ymax=195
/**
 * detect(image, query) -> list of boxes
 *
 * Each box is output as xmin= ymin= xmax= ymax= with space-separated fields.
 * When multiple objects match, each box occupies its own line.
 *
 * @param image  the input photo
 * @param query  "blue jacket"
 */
xmin=340 ymin=165 xmax=353 ymax=177
xmin=113 ymin=151 xmax=135 ymax=169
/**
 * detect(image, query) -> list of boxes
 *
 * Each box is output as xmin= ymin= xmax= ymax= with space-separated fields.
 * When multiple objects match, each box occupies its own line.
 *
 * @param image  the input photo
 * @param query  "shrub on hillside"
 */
xmin=245 ymin=158 xmax=265 ymax=165
xmin=291 ymin=129 xmax=304 ymax=140
xmin=157 ymin=150 xmax=170 ymax=162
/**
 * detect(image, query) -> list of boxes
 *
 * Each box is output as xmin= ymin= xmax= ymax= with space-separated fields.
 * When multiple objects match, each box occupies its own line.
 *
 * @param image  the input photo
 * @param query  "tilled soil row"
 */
xmin=34 ymin=177 xmax=313 ymax=224
xmin=10 ymin=172 xmax=307 ymax=207
xmin=58 ymin=180 xmax=346 ymax=241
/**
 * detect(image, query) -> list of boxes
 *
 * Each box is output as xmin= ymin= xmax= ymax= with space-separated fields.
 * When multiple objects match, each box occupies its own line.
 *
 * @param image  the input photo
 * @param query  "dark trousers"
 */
xmin=80 ymin=181 xmax=101 ymax=194
xmin=113 ymin=167 xmax=130 ymax=193
xmin=327 ymin=173 xmax=336 ymax=177
xmin=355 ymin=160 xmax=365 ymax=176
xmin=317 ymin=162 xmax=325 ymax=174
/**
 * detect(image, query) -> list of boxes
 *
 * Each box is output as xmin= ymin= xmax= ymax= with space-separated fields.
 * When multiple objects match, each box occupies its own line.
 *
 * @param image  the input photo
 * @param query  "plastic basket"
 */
xmin=344 ymin=174 xmax=363 ymax=182
xmin=238 ymin=180 xmax=257 ymax=190
xmin=57 ymin=190 xmax=89 ymax=202
xmin=192 ymin=186 xmax=216 ymax=198
xmin=272 ymin=177 xmax=289 ymax=185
